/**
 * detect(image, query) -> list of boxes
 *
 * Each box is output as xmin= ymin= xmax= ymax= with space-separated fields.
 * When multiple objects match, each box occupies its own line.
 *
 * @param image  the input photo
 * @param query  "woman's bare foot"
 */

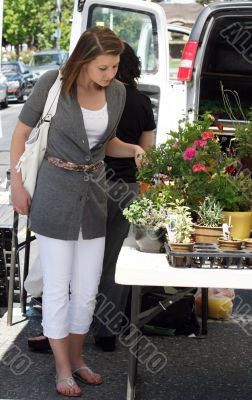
xmin=72 ymin=364 xmax=103 ymax=385
xmin=56 ymin=375 xmax=82 ymax=397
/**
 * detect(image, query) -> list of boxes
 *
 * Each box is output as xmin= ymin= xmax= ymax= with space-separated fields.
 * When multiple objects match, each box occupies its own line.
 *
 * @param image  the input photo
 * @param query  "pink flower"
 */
xmin=194 ymin=139 xmax=207 ymax=148
xmin=183 ymin=146 xmax=197 ymax=161
xmin=201 ymin=131 xmax=215 ymax=141
xmin=192 ymin=163 xmax=207 ymax=173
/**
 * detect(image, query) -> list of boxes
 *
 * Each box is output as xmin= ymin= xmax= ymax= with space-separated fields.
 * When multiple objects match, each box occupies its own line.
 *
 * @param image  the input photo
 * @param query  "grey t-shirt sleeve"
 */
xmin=19 ymin=70 xmax=58 ymax=128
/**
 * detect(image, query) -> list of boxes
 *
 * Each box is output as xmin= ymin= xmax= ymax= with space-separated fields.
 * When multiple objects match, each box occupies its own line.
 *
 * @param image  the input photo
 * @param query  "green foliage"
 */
xmin=211 ymin=172 xmax=252 ymax=212
xmin=123 ymin=195 xmax=170 ymax=229
xmin=234 ymin=110 xmax=252 ymax=158
xmin=3 ymin=0 xmax=73 ymax=56
xmin=137 ymin=113 xmax=252 ymax=211
xmin=196 ymin=197 xmax=223 ymax=227
xmin=3 ymin=0 xmax=57 ymax=52
xmin=59 ymin=0 xmax=74 ymax=50
xmin=167 ymin=200 xmax=194 ymax=243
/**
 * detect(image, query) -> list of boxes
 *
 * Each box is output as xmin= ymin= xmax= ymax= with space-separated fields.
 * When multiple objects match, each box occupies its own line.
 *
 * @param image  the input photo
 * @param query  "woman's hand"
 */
xmin=134 ymin=145 xmax=145 ymax=169
xmin=11 ymin=184 xmax=31 ymax=215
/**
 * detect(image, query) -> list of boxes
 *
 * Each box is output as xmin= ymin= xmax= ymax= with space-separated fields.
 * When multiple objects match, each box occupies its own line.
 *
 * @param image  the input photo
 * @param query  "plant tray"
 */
xmin=165 ymin=242 xmax=252 ymax=269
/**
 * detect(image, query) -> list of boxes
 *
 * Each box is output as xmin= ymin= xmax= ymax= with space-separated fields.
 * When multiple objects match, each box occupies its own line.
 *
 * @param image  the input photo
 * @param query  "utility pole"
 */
xmin=55 ymin=0 xmax=61 ymax=49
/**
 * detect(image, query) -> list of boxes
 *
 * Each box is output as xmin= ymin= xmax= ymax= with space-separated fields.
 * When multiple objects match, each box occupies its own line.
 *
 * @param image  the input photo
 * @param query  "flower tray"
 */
xmin=164 ymin=242 xmax=252 ymax=269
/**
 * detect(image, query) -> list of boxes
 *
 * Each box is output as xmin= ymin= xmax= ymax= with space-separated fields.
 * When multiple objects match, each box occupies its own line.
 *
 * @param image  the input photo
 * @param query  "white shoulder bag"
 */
xmin=15 ymin=72 xmax=62 ymax=198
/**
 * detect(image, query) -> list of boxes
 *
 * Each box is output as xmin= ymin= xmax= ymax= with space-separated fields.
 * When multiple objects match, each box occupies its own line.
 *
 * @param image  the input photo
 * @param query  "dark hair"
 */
xmin=116 ymin=42 xmax=141 ymax=87
xmin=61 ymin=26 xmax=124 ymax=95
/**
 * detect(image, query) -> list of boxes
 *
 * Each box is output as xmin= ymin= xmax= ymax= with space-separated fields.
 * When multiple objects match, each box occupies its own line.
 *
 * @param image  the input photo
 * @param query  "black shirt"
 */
xmin=105 ymin=85 xmax=156 ymax=183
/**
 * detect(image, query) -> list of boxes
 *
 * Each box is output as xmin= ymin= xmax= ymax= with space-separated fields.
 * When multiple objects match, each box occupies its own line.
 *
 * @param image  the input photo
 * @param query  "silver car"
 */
xmin=28 ymin=50 xmax=68 ymax=79
xmin=0 ymin=71 xmax=8 ymax=109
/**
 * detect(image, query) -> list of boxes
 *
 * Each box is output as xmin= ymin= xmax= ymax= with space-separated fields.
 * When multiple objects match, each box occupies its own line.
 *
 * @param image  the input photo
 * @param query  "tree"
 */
xmin=3 ymin=0 xmax=58 ymax=58
xmin=59 ymin=0 xmax=74 ymax=50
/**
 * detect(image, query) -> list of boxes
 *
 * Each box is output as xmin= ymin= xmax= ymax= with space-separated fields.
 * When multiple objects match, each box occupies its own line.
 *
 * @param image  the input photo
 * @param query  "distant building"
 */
xmin=160 ymin=3 xmax=204 ymax=27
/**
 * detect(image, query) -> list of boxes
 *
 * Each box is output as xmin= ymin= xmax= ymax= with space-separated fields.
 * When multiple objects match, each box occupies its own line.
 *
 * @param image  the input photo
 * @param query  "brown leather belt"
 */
xmin=45 ymin=155 xmax=104 ymax=173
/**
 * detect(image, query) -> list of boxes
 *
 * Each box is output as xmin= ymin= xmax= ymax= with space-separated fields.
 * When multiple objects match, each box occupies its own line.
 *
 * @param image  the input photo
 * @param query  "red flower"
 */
xmin=192 ymin=163 xmax=207 ymax=173
xmin=194 ymin=139 xmax=207 ymax=148
xmin=201 ymin=131 xmax=215 ymax=141
xmin=225 ymin=165 xmax=237 ymax=176
xmin=183 ymin=146 xmax=197 ymax=161
xmin=217 ymin=122 xmax=223 ymax=131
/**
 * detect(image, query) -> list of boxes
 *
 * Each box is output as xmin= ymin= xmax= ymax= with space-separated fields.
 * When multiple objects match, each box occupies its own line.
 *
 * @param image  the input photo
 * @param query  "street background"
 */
xmin=1 ymin=105 xmax=252 ymax=399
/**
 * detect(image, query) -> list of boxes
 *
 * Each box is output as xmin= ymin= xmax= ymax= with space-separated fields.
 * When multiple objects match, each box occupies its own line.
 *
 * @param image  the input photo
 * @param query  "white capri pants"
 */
xmin=36 ymin=232 xmax=105 ymax=339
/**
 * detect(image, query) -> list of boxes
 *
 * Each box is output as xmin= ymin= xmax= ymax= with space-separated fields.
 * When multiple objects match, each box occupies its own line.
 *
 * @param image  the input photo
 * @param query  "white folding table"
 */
xmin=115 ymin=235 xmax=252 ymax=400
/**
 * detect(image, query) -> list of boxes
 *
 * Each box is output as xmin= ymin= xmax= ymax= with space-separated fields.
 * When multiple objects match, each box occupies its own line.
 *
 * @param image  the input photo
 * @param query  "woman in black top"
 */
xmin=93 ymin=43 xmax=156 ymax=351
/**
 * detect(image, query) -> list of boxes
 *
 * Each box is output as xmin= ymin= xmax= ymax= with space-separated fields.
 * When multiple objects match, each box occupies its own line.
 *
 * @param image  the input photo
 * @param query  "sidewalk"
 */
xmin=1 ymin=292 xmax=252 ymax=400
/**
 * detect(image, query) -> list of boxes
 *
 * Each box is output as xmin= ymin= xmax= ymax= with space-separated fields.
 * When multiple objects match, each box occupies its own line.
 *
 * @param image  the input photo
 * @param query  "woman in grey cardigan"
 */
xmin=10 ymin=26 xmax=144 ymax=397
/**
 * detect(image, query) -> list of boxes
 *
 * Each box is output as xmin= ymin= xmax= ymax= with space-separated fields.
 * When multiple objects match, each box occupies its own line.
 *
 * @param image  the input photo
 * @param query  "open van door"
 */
xmin=70 ymin=0 xmax=170 ymax=144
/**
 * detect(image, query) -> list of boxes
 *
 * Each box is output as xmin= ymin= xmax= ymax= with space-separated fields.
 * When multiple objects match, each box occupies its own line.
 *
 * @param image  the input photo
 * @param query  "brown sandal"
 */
xmin=55 ymin=376 xmax=82 ymax=397
xmin=72 ymin=366 xmax=103 ymax=385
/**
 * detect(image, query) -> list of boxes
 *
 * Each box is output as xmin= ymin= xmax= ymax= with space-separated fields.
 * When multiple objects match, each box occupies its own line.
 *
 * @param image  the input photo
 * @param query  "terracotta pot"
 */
xmin=244 ymin=239 xmax=252 ymax=266
xmin=222 ymin=211 xmax=252 ymax=240
xmin=244 ymin=239 xmax=252 ymax=252
xmin=218 ymin=239 xmax=243 ymax=251
xmin=194 ymin=225 xmax=223 ymax=244
xmin=169 ymin=242 xmax=194 ymax=267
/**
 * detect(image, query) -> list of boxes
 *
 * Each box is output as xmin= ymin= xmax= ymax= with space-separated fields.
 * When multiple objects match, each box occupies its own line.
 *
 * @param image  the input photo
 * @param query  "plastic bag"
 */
xmin=195 ymin=288 xmax=235 ymax=320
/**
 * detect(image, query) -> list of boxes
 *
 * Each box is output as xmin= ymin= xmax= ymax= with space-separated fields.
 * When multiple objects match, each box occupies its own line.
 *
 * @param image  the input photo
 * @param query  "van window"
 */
xmin=168 ymin=29 xmax=189 ymax=79
xmin=88 ymin=6 xmax=158 ymax=72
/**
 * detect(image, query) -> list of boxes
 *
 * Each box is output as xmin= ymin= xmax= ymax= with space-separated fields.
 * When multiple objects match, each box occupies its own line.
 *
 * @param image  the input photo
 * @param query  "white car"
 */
xmin=0 ymin=71 xmax=8 ymax=109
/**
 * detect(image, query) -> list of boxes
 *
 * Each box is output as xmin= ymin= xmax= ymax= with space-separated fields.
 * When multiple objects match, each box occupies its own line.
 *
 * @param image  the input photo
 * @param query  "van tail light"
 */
xmin=177 ymin=40 xmax=199 ymax=81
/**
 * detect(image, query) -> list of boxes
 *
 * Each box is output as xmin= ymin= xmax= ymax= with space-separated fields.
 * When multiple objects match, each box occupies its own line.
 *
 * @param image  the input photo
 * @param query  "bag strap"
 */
xmin=40 ymin=71 xmax=62 ymax=123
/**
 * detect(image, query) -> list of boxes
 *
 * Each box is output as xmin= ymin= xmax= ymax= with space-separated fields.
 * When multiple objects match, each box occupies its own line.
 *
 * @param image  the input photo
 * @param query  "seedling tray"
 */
xmin=165 ymin=242 xmax=252 ymax=269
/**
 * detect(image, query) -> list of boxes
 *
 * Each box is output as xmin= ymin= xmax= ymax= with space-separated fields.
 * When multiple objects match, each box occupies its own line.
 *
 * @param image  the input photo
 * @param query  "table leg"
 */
xmin=127 ymin=285 xmax=141 ymax=400
xmin=201 ymin=288 xmax=208 ymax=335
xmin=7 ymin=212 xmax=18 ymax=326
xmin=21 ymin=221 xmax=31 ymax=315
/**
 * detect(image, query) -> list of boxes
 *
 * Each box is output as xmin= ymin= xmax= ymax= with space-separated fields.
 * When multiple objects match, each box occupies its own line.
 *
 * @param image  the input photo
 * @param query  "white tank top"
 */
xmin=81 ymin=103 xmax=108 ymax=149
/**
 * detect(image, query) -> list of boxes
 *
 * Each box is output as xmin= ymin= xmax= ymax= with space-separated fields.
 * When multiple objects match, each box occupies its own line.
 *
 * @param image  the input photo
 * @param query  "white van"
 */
xmin=70 ymin=0 xmax=190 ymax=145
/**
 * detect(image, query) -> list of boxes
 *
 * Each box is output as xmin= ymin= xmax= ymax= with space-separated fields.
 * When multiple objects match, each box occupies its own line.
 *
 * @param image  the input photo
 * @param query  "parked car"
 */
xmin=28 ymin=50 xmax=68 ymax=79
xmin=0 ymin=71 xmax=8 ymax=109
xmin=177 ymin=2 xmax=252 ymax=134
xmin=1 ymin=61 xmax=36 ymax=102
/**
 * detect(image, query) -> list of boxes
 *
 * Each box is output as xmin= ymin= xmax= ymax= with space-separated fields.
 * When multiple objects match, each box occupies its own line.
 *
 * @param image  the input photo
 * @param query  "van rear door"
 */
xmin=70 ymin=0 xmax=169 ymax=144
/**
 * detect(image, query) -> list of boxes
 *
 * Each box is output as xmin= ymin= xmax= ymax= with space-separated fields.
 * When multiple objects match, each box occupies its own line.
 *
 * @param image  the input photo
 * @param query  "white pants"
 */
xmin=36 ymin=233 xmax=105 ymax=339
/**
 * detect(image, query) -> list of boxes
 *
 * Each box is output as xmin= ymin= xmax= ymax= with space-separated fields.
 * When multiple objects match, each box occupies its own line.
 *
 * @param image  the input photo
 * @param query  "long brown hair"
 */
xmin=61 ymin=26 xmax=124 ymax=96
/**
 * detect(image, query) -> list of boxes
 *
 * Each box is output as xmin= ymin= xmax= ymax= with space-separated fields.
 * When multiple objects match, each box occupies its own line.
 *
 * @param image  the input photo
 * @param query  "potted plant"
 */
xmin=217 ymin=223 xmax=243 ymax=251
xmin=212 ymin=171 xmax=252 ymax=239
xmin=166 ymin=201 xmax=195 ymax=248
xmin=233 ymin=110 xmax=252 ymax=173
xmin=123 ymin=195 xmax=169 ymax=253
xmin=137 ymin=113 xmax=252 ymax=239
xmin=194 ymin=197 xmax=223 ymax=244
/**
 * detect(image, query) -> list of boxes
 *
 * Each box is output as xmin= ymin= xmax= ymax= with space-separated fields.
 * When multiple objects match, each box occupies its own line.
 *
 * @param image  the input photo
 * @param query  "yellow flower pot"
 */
xmin=222 ymin=211 xmax=252 ymax=240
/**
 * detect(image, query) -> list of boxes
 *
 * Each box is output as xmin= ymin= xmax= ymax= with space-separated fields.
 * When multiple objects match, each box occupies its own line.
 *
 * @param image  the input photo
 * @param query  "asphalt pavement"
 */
xmin=1 ymin=291 xmax=252 ymax=400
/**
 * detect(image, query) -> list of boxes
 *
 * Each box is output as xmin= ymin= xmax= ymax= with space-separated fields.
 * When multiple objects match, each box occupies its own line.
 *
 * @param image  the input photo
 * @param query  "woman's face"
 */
xmin=84 ymin=54 xmax=120 ymax=87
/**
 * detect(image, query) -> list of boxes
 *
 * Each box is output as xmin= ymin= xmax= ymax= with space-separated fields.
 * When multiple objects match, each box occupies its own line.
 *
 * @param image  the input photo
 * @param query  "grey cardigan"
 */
xmin=19 ymin=70 xmax=126 ymax=240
